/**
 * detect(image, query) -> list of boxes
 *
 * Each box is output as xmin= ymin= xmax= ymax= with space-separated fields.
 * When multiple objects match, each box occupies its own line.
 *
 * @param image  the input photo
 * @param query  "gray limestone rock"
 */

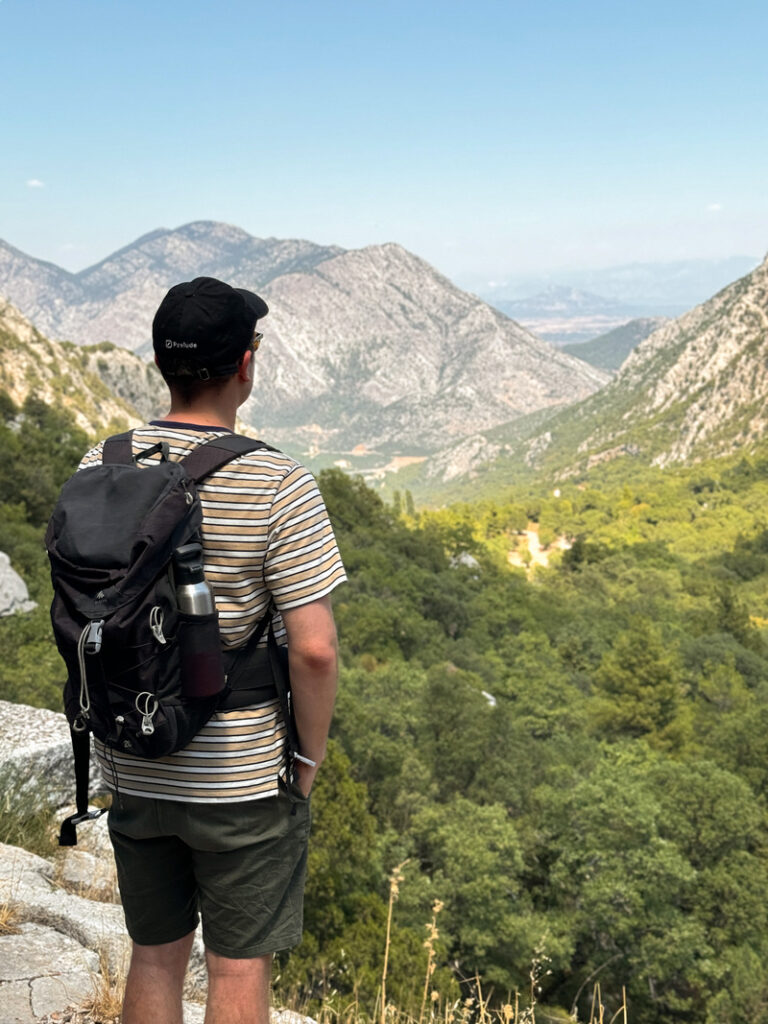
xmin=0 ymin=700 xmax=104 ymax=816
xmin=0 ymin=552 xmax=35 ymax=618
xmin=0 ymin=838 xmax=311 ymax=1024
xmin=56 ymin=849 xmax=117 ymax=904
xmin=0 ymin=922 xmax=98 ymax=1024
xmin=0 ymin=843 xmax=129 ymax=975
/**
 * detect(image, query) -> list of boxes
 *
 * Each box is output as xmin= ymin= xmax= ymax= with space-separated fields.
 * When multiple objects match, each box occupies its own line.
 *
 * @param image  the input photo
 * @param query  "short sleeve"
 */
xmin=78 ymin=441 xmax=105 ymax=470
xmin=264 ymin=465 xmax=347 ymax=610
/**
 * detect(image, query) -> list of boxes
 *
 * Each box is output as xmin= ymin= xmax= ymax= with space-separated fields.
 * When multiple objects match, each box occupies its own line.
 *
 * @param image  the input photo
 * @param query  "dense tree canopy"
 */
xmin=3 ymin=400 xmax=768 ymax=1022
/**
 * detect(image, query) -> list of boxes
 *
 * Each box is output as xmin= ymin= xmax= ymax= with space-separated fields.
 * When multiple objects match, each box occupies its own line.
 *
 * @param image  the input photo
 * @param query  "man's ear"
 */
xmin=238 ymin=349 xmax=254 ymax=382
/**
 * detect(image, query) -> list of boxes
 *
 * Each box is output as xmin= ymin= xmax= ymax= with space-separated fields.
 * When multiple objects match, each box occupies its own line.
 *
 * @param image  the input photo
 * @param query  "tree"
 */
xmin=592 ymin=619 xmax=687 ymax=745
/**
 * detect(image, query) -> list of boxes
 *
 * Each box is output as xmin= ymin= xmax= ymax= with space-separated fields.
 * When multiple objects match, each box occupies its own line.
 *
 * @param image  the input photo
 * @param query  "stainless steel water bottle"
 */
xmin=173 ymin=543 xmax=226 ymax=698
xmin=174 ymin=543 xmax=216 ymax=615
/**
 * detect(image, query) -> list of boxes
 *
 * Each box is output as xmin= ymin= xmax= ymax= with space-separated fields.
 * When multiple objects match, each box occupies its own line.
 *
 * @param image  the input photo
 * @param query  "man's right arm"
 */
xmin=281 ymin=595 xmax=339 ymax=796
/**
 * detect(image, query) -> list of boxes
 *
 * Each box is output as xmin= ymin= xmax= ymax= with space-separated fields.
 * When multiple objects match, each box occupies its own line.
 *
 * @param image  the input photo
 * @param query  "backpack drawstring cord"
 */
xmin=76 ymin=624 xmax=92 ymax=722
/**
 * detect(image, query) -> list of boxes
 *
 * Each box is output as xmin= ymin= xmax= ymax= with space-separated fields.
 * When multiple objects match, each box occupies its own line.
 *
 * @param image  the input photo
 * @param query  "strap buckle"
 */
xmin=70 ymin=807 xmax=107 ymax=827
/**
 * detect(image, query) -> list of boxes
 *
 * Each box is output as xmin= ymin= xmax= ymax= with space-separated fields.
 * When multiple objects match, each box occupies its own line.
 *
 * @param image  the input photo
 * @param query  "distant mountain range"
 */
xmin=466 ymin=255 xmax=761 ymax=309
xmin=4 ymin=223 xmax=765 ymax=501
xmin=0 ymin=222 xmax=608 ymax=459
xmin=468 ymin=257 xmax=761 ymax=346
xmin=490 ymin=286 xmax=664 ymax=345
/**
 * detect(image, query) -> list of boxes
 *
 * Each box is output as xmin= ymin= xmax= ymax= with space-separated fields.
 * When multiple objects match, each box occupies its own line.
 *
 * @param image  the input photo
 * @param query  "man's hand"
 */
xmin=281 ymin=595 xmax=339 ymax=796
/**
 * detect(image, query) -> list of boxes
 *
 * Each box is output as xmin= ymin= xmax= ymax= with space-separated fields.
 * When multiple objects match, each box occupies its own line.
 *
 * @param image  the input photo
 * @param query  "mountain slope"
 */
xmin=527 ymin=254 xmax=768 ymax=471
xmin=0 ymin=299 xmax=143 ymax=434
xmin=390 ymin=252 xmax=768 ymax=500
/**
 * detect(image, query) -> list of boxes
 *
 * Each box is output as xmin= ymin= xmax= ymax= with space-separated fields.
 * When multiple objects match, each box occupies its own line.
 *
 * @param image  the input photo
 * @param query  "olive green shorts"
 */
xmin=107 ymin=778 xmax=310 ymax=958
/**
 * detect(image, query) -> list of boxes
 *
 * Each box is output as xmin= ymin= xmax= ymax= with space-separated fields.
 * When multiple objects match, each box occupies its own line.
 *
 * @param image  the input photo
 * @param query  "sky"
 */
xmin=1 ymin=0 xmax=767 ymax=283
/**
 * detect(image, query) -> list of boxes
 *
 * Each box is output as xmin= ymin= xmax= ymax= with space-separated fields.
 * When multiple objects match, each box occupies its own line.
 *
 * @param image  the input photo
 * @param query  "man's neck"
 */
xmin=163 ymin=402 xmax=237 ymax=431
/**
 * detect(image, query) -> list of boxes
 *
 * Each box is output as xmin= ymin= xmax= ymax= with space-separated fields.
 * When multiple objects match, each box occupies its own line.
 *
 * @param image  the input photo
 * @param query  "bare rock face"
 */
xmin=0 ymin=223 xmax=342 ymax=352
xmin=246 ymin=243 xmax=608 ymax=451
xmin=69 ymin=344 xmax=167 ymax=424
xmin=0 ymin=700 xmax=103 ymax=814
xmin=617 ymin=254 xmax=768 ymax=465
xmin=0 ymin=840 xmax=207 ymax=1021
xmin=0 ymin=843 xmax=127 ymax=976
xmin=0 ymin=553 xmax=35 ymax=618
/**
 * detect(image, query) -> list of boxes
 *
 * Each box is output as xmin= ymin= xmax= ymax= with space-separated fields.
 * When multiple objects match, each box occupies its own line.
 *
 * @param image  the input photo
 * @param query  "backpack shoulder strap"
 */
xmin=101 ymin=430 xmax=134 ymax=465
xmin=181 ymin=434 xmax=278 ymax=483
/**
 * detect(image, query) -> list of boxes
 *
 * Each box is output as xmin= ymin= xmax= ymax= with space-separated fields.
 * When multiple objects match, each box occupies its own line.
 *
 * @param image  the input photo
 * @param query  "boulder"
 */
xmin=0 ymin=700 xmax=104 ymax=815
xmin=0 ymin=552 xmax=36 ymax=618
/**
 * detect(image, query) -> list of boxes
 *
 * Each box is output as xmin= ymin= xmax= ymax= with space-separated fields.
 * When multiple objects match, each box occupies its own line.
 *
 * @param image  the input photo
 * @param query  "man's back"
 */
xmin=79 ymin=420 xmax=345 ymax=802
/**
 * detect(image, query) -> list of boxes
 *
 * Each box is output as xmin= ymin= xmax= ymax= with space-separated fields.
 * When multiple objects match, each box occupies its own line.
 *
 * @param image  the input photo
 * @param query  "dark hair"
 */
xmin=162 ymin=371 xmax=233 ymax=407
xmin=160 ymin=344 xmax=252 ymax=406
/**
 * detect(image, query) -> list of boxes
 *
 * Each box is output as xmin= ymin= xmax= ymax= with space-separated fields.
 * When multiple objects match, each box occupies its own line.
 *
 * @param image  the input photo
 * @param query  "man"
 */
xmin=78 ymin=276 xmax=346 ymax=1024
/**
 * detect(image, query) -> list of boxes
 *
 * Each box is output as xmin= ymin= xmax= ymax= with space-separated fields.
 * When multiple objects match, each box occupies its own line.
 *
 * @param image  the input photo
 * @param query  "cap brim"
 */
xmin=235 ymin=288 xmax=269 ymax=321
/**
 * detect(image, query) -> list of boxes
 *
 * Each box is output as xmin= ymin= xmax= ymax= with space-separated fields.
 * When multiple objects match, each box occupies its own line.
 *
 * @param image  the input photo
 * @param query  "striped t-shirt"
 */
xmin=78 ymin=421 xmax=346 ymax=803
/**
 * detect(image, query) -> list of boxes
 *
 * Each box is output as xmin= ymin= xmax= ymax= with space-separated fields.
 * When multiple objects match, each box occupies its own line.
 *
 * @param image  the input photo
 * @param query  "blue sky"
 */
xmin=1 ymin=0 xmax=766 ymax=281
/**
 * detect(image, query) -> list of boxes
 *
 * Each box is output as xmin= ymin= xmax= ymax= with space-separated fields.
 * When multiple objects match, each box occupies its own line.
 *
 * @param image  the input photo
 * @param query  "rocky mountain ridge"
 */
xmin=244 ymin=241 xmax=609 ymax=451
xmin=0 ymin=222 xmax=342 ymax=353
xmin=606 ymin=259 xmax=768 ymax=466
xmin=0 ymin=222 xmax=609 ymax=458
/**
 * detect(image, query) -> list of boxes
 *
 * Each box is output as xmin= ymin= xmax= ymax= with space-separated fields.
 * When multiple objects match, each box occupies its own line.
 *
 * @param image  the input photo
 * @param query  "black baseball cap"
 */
xmin=152 ymin=276 xmax=269 ymax=380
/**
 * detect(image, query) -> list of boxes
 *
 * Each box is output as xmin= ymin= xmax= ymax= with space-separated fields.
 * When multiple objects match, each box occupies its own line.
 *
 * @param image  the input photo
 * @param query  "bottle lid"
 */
xmin=173 ymin=543 xmax=205 ymax=585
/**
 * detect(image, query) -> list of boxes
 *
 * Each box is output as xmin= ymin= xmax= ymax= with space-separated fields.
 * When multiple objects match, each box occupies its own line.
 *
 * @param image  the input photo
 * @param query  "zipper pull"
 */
xmin=150 ymin=607 xmax=167 ymax=644
xmin=135 ymin=693 xmax=158 ymax=736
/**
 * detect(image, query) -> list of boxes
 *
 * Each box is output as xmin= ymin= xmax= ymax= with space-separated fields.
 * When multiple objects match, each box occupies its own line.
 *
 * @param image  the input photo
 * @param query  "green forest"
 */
xmin=2 ymin=393 xmax=768 ymax=1023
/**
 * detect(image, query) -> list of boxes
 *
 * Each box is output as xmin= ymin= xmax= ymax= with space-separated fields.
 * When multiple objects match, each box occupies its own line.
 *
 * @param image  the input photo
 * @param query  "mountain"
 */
xmin=242 ymin=243 xmax=609 ymax=451
xmin=495 ymin=286 xmax=632 ymax=318
xmin=0 ymin=223 xmax=609 ymax=457
xmin=561 ymin=318 xmax=668 ymax=372
xmin=406 ymin=251 xmax=768 ymax=497
xmin=0 ymin=221 xmax=343 ymax=352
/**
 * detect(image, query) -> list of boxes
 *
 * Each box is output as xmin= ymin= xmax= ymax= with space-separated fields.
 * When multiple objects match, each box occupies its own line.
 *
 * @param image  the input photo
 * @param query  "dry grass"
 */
xmin=0 ymin=899 xmax=20 ymax=935
xmin=59 ymin=949 xmax=127 ymax=1024
xmin=320 ymin=863 xmax=631 ymax=1024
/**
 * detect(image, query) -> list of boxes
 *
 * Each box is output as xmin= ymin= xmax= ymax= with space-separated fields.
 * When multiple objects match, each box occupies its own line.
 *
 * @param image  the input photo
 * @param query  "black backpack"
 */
xmin=46 ymin=430 xmax=298 ymax=845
